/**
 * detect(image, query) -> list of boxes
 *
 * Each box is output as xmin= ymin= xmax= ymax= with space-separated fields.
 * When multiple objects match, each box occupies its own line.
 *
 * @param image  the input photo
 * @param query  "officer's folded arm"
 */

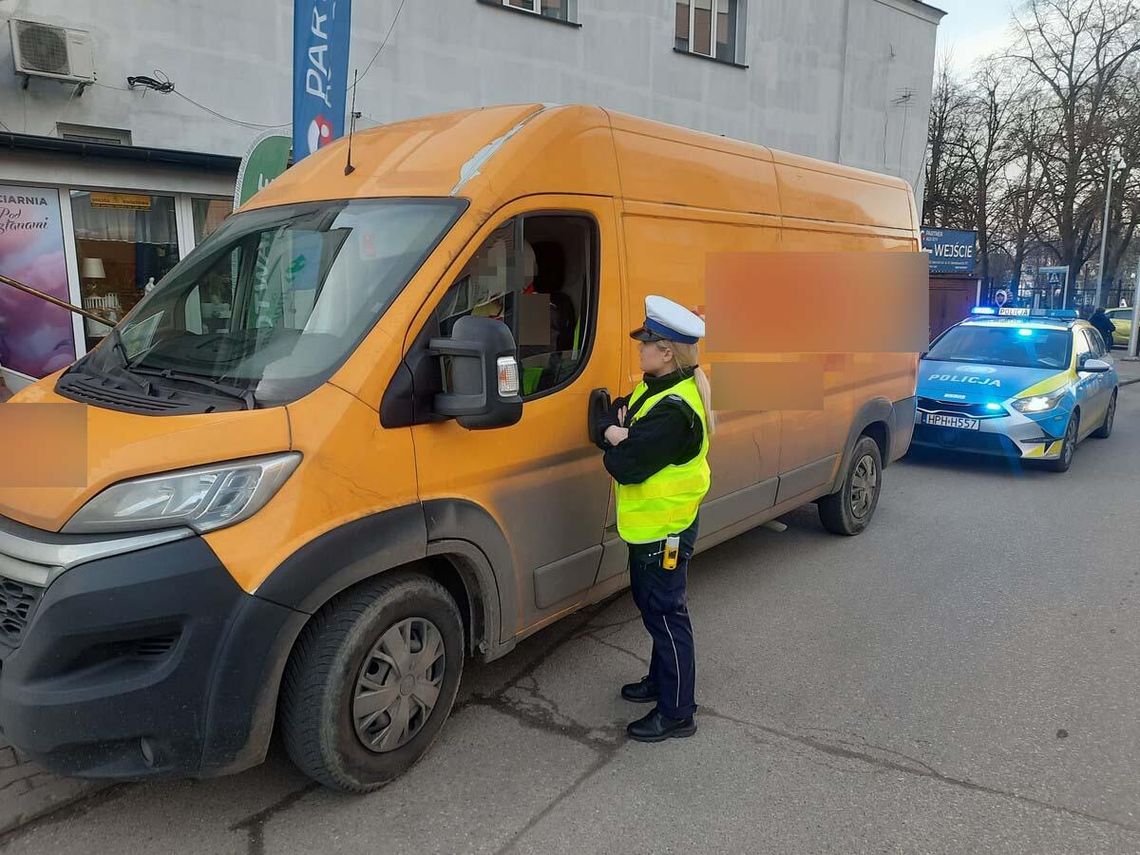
xmin=593 ymin=396 xmax=628 ymax=451
xmin=601 ymin=405 xmax=694 ymax=485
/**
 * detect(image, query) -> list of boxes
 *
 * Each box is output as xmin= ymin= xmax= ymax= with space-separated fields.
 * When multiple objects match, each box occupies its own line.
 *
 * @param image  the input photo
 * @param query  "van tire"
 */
xmin=279 ymin=572 xmax=464 ymax=793
xmin=818 ymin=435 xmax=883 ymax=536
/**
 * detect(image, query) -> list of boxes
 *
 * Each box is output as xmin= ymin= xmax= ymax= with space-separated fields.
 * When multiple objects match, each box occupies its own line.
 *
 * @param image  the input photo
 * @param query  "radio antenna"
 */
xmin=344 ymin=69 xmax=360 ymax=176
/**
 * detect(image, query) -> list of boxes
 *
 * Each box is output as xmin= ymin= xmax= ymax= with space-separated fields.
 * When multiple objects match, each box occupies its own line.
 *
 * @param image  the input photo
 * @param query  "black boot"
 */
xmin=620 ymin=676 xmax=659 ymax=704
xmin=626 ymin=708 xmax=697 ymax=743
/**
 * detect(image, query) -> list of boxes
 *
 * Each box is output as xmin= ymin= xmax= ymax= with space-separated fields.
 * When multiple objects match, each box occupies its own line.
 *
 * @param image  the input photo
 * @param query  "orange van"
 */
xmin=0 ymin=104 xmax=918 ymax=791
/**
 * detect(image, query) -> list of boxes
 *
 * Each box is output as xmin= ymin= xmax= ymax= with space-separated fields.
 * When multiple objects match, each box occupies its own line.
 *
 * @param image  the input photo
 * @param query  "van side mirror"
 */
xmin=429 ymin=315 xmax=522 ymax=429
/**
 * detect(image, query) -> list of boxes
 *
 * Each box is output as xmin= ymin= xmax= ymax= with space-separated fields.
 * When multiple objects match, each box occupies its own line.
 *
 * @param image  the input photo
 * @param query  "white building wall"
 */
xmin=0 ymin=0 xmax=941 ymax=188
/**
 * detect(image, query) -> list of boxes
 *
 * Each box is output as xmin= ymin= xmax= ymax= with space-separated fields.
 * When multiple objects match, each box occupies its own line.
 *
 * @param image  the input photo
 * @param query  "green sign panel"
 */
xmin=233 ymin=132 xmax=292 ymax=210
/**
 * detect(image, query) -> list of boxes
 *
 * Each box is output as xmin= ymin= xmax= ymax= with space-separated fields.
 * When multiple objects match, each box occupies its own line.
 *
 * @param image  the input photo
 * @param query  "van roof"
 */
xmin=244 ymin=104 xmax=916 ymax=230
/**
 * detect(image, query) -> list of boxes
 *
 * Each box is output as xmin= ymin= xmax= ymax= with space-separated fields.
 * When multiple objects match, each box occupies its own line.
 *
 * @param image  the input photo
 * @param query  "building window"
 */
xmin=478 ymin=0 xmax=578 ymax=26
xmin=675 ymin=0 xmax=742 ymax=64
xmin=56 ymin=123 xmax=132 ymax=146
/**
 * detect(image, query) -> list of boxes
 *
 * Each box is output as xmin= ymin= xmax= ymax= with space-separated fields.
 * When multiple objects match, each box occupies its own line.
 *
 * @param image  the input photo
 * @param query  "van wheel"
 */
xmin=280 ymin=573 xmax=464 ymax=793
xmin=1092 ymin=391 xmax=1117 ymax=439
xmin=818 ymin=436 xmax=882 ymax=536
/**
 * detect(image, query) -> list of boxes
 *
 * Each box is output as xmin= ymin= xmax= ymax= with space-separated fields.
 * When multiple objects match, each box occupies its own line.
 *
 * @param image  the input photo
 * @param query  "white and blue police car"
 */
xmin=912 ymin=308 xmax=1118 ymax=472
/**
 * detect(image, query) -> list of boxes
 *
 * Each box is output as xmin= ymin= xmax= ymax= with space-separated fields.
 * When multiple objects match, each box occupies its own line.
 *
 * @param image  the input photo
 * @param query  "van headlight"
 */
xmin=63 ymin=453 xmax=301 ymax=535
xmin=1010 ymin=389 xmax=1067 ymax=414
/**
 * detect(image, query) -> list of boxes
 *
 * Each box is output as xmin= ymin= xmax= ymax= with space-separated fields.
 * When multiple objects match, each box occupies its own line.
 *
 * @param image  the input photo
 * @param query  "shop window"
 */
xmin=433 ymin=213 xmax=595 ymax=398
xmin=192 ymin=197 xmax=231 ymax=245
xmin=70 ymin=190 xmax=180 ymax=351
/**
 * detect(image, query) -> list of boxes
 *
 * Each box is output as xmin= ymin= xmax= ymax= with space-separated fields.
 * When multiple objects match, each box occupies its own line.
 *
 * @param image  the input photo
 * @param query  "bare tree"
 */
xmin=1010 ymin=0 xmax=1140 ymax=299
xmin=1095 ymin=67 xmax=1140 ymax=303
xmin=923 ymin=62 xmax=972 ymax=226
xmin=991 ymin=91 xmax=1050 ymax=295
xmin=961 ymin=60 xmax=1018 ymax=285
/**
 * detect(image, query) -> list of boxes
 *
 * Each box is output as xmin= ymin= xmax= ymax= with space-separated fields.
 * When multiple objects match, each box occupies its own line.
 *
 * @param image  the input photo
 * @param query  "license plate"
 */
xmin=923 ymin=413 xmax=980 ymax=430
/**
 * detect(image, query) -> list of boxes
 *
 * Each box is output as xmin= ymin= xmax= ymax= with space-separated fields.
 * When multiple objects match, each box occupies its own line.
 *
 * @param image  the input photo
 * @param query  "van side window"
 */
xmin=434 ymin=214 xmax=596 ymax=398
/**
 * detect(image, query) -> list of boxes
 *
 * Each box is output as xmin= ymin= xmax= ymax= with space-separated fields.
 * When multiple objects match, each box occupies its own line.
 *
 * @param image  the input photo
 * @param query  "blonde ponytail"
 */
xmin=664 ymin=341 xmax=716 ymax=436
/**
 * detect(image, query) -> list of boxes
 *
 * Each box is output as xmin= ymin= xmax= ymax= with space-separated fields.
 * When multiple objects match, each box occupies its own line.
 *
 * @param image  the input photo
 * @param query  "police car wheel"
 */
xmin=1092 ymin=391 xmax=1117 ymax=439
xmin=818 ymin=435 xmax=882 ymax=536
xmin=1045 ymin=412 xmax=1079 ymax=472
xmin=279 ymin=572 xmax=464 ymax=793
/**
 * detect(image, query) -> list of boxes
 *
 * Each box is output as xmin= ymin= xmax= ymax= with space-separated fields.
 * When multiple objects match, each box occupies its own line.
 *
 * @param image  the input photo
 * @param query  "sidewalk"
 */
xmin=0 ymin=745 xmax=104 ymax=835
xmin=1115 ymin=352 xmax=1140 ymax=386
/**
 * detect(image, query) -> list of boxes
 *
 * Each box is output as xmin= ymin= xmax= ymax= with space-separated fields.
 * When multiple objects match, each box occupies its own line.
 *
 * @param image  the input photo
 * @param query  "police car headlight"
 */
xmin=63 ymin=453 xmax=302 ymax=535
xmin=1011 ymin=389 xmax=1066 ymax=414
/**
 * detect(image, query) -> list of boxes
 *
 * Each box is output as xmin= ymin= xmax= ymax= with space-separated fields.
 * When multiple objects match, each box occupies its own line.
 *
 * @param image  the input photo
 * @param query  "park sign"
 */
xmin=921 ymin=228 xmax=977 ymax=274
xmin=234 ymin=132 xmax=292 ymax=211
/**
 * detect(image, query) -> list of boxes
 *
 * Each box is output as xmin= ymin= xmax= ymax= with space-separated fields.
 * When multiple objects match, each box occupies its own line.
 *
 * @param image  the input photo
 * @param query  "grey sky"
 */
xmin=934 ymin=0 xmax=1022 ymax=75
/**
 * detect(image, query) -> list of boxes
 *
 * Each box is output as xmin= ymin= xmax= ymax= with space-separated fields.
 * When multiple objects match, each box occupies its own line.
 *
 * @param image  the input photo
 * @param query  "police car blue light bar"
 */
xmin=970 ymin=306 xmax=996 ymax=315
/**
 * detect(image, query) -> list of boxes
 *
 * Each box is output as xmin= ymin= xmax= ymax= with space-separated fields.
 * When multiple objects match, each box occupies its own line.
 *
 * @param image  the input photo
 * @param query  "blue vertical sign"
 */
xmin=292 ymin=0 xmax=352 ymax=163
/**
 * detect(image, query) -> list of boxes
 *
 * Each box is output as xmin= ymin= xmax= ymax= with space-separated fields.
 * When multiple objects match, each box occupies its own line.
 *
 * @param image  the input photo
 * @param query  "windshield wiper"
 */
xmin=130 ymin=367 xmax=257 ymax=410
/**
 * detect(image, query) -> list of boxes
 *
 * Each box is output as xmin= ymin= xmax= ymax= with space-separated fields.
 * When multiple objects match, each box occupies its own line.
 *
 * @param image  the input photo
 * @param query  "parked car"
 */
xmin=913 ymin=308 xmax=1118 ymax=472
xmin=1105 ymin=307 xmax=1133 ymax=347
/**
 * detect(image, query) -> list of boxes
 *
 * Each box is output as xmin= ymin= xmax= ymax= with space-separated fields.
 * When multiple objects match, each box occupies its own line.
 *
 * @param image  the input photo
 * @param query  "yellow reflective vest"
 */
xmin=614 ymin=376 xmax=711 ymax=544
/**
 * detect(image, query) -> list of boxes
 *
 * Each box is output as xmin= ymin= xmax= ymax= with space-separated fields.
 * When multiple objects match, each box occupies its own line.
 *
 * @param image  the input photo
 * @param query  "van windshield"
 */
xmin=69 ymin=198 xmax=463 ymax=408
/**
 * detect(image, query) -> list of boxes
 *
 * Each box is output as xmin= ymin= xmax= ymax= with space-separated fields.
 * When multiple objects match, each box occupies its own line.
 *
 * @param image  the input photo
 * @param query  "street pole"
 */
xmin=1129 ymin=256 xmax=1140 ymax=358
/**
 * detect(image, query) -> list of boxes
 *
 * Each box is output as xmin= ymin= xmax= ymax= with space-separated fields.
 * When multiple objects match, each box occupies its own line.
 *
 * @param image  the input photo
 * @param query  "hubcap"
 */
xmin=1063 ymin=419 xmax=1077 ymax=463
xmin=1107 ymin=397 xmax=1116 ymax=431
xmin=849 ymin=454 xmax=878 ymax=519
xmin=353 ymin=617 xmax=446 ymax=753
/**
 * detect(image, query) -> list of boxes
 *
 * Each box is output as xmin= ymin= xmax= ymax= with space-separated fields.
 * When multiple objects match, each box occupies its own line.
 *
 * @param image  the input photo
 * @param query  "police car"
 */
xmin=912 ymin=308 xmax=1119 ymax=472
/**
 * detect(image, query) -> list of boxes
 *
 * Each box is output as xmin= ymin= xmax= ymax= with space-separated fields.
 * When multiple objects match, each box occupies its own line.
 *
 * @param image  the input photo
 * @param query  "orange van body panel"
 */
xmin=204 ymin=380 xmax=419 ymax=593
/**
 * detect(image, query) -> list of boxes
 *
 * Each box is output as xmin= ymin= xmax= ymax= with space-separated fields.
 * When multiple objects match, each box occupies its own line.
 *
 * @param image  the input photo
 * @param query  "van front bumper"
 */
xmin=0 ymin=517 xmax=306 ymax=780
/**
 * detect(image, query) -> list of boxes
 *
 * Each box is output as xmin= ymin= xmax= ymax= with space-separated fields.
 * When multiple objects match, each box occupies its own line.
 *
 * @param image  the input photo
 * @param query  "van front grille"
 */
xmin=0 ymin=575 xmax=44 ymax=648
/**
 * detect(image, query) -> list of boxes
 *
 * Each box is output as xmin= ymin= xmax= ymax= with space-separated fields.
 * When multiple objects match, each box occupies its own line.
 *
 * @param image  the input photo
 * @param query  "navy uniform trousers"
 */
xmin=627 ymin=517 xmax=698 ymax=719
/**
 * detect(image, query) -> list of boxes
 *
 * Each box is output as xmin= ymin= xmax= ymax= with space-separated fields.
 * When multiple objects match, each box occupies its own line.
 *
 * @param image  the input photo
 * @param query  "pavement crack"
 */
xmin=467 ymin=690 xmax=625 ymax=753
xmin=493 ymin=749 xmax=620 ymax=855
xmin=229 ymin=783 xmax=320 ymax=855
xmin=583 ymin=631 xmax=650 ymax=667
xmin=700 ymin=705 xmax=1140 ymax=835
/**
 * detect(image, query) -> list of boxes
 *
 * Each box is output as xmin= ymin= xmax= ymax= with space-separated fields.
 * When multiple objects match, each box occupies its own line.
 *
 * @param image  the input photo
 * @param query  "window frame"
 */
xmin=428 ymin=208 xmax=601 ymax=404
xmin=476 ymin=0 xmax=581 ymax=28
xmin=674 ymin=0 xmax=747 ymax=68
xmin=1081 ymin=328 xmax=1106 ymax=359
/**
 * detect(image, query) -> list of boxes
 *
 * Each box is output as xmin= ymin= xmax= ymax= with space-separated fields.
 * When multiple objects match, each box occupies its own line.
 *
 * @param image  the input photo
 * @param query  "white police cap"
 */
xmin=630 ymin=295 xmax=705 ymax=345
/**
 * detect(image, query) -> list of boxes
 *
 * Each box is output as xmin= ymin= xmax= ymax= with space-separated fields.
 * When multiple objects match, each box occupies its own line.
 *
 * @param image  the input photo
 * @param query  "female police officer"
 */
xmin=595 ymin=295 xmax=714 ymax=742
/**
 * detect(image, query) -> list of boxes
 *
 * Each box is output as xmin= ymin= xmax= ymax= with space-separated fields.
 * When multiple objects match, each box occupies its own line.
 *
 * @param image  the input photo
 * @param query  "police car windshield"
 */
xmin=926 ymin=325 xmax=1071 ymax=370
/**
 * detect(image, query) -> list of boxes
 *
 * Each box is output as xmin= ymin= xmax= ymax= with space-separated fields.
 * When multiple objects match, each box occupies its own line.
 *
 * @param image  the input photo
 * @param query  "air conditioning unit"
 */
xmin=10 ymin=20 xmax=95 ymax=87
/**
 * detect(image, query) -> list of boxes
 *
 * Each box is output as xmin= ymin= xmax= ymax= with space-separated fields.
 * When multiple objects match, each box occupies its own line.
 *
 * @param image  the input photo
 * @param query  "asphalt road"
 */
xmin=6 ymin=390 xmax=1140 ymax=855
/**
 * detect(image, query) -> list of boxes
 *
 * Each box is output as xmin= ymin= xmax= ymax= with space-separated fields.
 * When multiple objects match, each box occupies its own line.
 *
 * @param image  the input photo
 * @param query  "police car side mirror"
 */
xmin=1079 ymin=357 xmax=1111 ymax=374
xmin=429 ymin=315 xmax=523 ymax=430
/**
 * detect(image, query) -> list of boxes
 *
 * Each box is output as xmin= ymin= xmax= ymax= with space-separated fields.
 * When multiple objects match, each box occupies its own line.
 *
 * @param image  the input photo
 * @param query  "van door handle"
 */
xmin=588 ymin=388 xmax=611 ymax=445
